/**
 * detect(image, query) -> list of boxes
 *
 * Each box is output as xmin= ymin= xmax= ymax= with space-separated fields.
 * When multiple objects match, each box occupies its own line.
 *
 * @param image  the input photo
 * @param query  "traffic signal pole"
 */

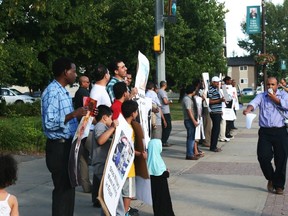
xmin=261 ymin=0 xmax=267 ymax=90
xmin=155 ymin=0 xmax=166 ymax=85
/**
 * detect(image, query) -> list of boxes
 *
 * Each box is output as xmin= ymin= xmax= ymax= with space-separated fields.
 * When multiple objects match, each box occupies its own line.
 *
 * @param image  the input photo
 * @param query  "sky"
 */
xmin=218 ymin=0 xmax=284 ymax=57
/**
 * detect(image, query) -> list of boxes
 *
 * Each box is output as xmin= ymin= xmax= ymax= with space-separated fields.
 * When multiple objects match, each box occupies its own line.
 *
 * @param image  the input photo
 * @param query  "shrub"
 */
xmin=0 ymin=116 xmax=46 ymax=153
xmin=0 ymin=100 xmax=41 ymax=117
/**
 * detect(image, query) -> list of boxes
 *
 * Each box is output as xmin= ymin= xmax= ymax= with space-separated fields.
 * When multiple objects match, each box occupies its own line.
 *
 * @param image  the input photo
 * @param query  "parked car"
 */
xmin=0 ymin=87 xmax=36 ymax=104
xmin=241 ymin=87 xmax=255 ymax=96
xmin=256 ymin=86 xmax=264 ymax=95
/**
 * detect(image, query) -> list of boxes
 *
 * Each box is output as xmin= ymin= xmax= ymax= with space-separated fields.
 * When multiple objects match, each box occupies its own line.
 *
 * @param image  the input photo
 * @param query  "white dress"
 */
xmin=0 ymin=194 xmax=11 ymax=216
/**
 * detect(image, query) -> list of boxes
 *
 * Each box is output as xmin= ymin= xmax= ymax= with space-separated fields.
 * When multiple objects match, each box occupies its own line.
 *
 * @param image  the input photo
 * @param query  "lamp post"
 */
xmin=261 ymin=0 xmax=267 ymax=90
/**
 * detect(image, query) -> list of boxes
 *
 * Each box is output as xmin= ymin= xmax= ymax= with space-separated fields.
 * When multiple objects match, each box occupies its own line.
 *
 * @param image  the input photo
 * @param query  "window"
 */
xmin=240 ymin=78 xmax=248 ymax=84
xmin=239 ymin=66 xmax=248 ymax=71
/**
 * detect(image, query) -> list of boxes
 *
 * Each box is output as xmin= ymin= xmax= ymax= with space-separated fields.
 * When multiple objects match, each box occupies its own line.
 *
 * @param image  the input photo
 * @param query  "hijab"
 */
xmin=147 ymin=139 xmax=167 ymax=176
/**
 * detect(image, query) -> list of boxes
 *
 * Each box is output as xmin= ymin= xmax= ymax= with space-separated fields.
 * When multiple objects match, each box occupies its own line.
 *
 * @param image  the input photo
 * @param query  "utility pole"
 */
xmin=262 ymin=0 xmax=267 ymax=90
xmin=155 ymin=0 xmax=166 ymax=85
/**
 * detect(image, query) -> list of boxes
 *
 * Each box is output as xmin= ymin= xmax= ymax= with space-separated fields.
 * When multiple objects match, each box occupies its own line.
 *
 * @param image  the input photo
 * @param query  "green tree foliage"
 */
xmin=238 ymin=0 xmax=288 ymax=78
xmin=0 ymin=0 xmax=227 ymax=90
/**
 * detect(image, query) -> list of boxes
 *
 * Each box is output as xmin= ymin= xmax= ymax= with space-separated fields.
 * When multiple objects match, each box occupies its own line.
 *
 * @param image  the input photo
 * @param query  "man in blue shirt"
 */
xmin=41 ymin=57 xmax=88 ymax=216
xmin=243 ymin=77 xmax=288 ymax=195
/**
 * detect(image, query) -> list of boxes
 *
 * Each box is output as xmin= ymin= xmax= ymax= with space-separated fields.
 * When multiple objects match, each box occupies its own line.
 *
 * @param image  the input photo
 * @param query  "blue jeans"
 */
xmin=184 ymin=119 xmax=196 ymax=157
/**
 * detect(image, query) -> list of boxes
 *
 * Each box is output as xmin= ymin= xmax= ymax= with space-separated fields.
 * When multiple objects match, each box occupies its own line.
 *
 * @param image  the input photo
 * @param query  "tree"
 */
xmin=0 ymin=0 xmax=227 ymax=91
xmin=238 ymin=0 xmax=288 ymax=78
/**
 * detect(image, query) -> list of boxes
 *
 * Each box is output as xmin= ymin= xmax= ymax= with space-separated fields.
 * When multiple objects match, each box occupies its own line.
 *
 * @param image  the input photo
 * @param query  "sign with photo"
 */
xmin=69 ymin=97 xmax=97 ymax=187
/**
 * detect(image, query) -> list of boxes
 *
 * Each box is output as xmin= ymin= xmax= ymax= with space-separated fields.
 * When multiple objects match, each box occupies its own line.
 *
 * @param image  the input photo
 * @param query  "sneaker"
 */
xmin=128 ymin=207 xmax=139 ymax=214
xmin=219 ymin=138 xmax=230 ymax=142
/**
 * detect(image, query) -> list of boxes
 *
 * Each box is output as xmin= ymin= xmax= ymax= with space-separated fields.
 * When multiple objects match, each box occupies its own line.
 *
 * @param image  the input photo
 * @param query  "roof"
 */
xmin=227 ymin=56 xmax=256 ymax=66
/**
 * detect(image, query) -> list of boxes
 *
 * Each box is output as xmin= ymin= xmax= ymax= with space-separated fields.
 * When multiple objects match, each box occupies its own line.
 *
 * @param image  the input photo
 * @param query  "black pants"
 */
xmin=161 ymin=113 xmax=172 ymax=144
xmin=92 ymin=174 xmax=101 ymax=204
xmin=209 ymin=113 xmax=222 ymax=150
xmin=46 ymin=138 xmax=75 ymax=216
xmin=257 ymin=127 xmax=288 ymax=189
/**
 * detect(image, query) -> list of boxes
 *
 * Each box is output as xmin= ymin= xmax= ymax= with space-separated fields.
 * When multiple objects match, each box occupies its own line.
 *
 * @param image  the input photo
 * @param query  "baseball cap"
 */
xmin=211 ymin=76 xmax=221 ymax=82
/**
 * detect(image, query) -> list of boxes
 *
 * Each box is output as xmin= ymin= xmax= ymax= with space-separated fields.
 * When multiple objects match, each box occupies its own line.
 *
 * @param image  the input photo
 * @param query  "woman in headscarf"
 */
xmin=147 ymin=139 xmax=175 ymax=216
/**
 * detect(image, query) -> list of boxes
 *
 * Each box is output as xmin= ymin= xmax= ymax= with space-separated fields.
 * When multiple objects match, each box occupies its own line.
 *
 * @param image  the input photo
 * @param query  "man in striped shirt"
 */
xmin=208 ymin=76 xmax=225 ymax=152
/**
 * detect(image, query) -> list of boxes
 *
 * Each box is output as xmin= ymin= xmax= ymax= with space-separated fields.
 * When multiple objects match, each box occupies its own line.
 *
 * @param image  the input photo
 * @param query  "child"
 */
xmin=0 ymin=154 xmax=19 ymax=216
xmin=111 ymin=81 xmax=130 ymax=120
xmin=121 ymin=100 xmax=147 ymax=216
xmin=91 ymin=105 xmax=118 ymax=208
xmin=147 ymin=139 xmax=175 ymax=216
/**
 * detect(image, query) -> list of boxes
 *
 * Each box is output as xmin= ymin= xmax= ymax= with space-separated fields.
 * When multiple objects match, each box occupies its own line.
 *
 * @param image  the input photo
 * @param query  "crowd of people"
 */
xmin=180 ymin=75 xmax=240 ymax=160
xmin=3 ymin=55 xmax=288 ymax=216
xmin=39 ymin=57 xmax=175 ymax=216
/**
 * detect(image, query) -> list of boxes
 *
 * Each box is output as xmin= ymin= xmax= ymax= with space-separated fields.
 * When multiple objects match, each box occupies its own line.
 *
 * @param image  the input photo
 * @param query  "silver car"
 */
xmin=241 ymin=87 xmax=255 ymax=96
xmin=0 ymin=87 xmax=35 ymax=104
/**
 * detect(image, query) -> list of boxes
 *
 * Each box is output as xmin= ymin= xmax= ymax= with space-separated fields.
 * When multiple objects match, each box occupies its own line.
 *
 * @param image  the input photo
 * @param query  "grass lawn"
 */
xmin=170 ymin=102 xmax=183 ymax=121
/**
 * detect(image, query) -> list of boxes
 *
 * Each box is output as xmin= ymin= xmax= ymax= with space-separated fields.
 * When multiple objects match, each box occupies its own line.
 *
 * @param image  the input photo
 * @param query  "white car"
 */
xmin=0 ymin=87 xmax=36 ymax=104
xmin=241 ymin=87 xmax=255 ymax=96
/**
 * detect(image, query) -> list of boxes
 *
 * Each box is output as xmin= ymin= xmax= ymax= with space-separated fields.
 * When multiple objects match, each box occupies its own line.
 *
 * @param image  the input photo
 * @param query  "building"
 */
xmin=227 ymin=56 xmax=257 ymax=90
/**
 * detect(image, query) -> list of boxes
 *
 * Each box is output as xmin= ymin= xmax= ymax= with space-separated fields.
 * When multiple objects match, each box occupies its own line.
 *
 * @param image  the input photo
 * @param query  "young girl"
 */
xmin=147 ymin=139 xmax=175 ymax=216
xmin=0 ymin=154 xmax=19 ymax=216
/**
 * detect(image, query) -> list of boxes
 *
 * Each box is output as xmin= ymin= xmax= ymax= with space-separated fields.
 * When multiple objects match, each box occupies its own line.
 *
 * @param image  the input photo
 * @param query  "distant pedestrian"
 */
xmin=208 ymin=76 xmax=225 ymax=152
xmin=146 ymin=81 xmax=166 ymax=139
xmin=243 ymin=77 xmax=288 ymax=195
xmin=279 ymin=78 xmax=288 ymax=92
xmin=74 ymin=76 xmax=90 ymax=110
xmin=41 ymin=57 xmax=88 ymax=216
xmin=0 ymin=154 xmax=19 ymax=216
xmin=125 ymin=72 xmax=133 ymax=92
xmin=182 ymin=84 xmax=200 ymax=160
xmin=89 ymin=64 xmax=111 ymax=207
xmin=74 ymin=75 xmax=92 ymax=193
xmin=147 ymin=139 xmax=175 ymax=216
xmin=158 ymin=81 xmax=172 ymax=147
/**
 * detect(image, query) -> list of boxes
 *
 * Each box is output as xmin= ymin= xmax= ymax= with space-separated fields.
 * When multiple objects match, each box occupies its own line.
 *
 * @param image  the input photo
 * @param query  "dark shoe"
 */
xmin=162 ymin=143 xmax=171 ymax=147
xmin=267 ymin=180 xmax=274 ymax=193
xmin=93 ymin=200 xmax=101 ymax=208
xmin=210 ymin=148 xmax=222 ymax=152
xmin=226 ymin=135 xmax=234 ymax=139
xmin=275 ymin=188 xmax=284 ymax=195
xmin=231 ymin=127 xmax=238 ymax=130
xmin=186 ymin=155 xmax=200 ymax=160
xmin=128 ymin=207 xmax=139 ymax=215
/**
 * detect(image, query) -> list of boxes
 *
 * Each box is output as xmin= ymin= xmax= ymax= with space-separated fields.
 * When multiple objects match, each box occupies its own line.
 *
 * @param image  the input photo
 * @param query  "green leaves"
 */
xmin=0 ymin=0 xmax=227 ymax=90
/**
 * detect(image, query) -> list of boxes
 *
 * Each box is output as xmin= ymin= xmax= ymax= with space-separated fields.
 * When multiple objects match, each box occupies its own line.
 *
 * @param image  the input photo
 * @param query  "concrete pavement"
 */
xmin=9 ymin=107 xmax=288 ymax=216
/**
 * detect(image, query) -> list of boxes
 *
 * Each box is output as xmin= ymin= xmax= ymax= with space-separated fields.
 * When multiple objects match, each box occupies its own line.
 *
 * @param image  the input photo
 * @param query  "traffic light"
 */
xmin=153 ymin=35 xmax=164 ymax=52
xmin=168 ymin=0 xmax=177 ymax=16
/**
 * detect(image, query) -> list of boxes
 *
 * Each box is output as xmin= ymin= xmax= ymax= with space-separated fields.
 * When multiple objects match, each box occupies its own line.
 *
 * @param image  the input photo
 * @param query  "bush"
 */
xmin=0 ymin=100 xmax=41 ymax=117
xmin=0 ymin=116 xmax=46 ymax=152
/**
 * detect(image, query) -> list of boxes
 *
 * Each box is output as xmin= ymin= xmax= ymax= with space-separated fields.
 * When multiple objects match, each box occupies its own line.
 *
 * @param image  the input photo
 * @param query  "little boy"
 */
xmin=121 ymin=100 xmax=147 ymax=216
xmin=91 ymin=105 xmax=118 ymax=208
xmin=111 ymin=81 xmax=130 ymax=120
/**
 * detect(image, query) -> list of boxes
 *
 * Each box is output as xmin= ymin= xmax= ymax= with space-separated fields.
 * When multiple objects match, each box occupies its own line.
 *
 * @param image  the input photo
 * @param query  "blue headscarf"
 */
xmin=147 ymin=139 xmax=167 ymax=176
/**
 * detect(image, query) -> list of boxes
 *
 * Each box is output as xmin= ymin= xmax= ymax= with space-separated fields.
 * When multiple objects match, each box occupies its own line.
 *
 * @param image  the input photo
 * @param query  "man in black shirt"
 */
xmin=74 ymin=75 xmax=92 ymax=193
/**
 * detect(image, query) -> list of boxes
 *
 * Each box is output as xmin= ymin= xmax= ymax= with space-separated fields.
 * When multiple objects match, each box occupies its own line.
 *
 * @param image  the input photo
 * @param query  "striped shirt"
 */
xmin=106 ymin=77 xmax=121 ymax=103
xmin=208 ymin=85 xmax=222 ymax=113
xmin=41 ymin=80 xmax=78 ymax=139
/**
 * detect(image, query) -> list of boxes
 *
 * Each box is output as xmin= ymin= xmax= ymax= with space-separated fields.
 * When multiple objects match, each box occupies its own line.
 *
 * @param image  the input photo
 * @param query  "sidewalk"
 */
xmin=9 ymin=108 xmax=288 ymax=216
